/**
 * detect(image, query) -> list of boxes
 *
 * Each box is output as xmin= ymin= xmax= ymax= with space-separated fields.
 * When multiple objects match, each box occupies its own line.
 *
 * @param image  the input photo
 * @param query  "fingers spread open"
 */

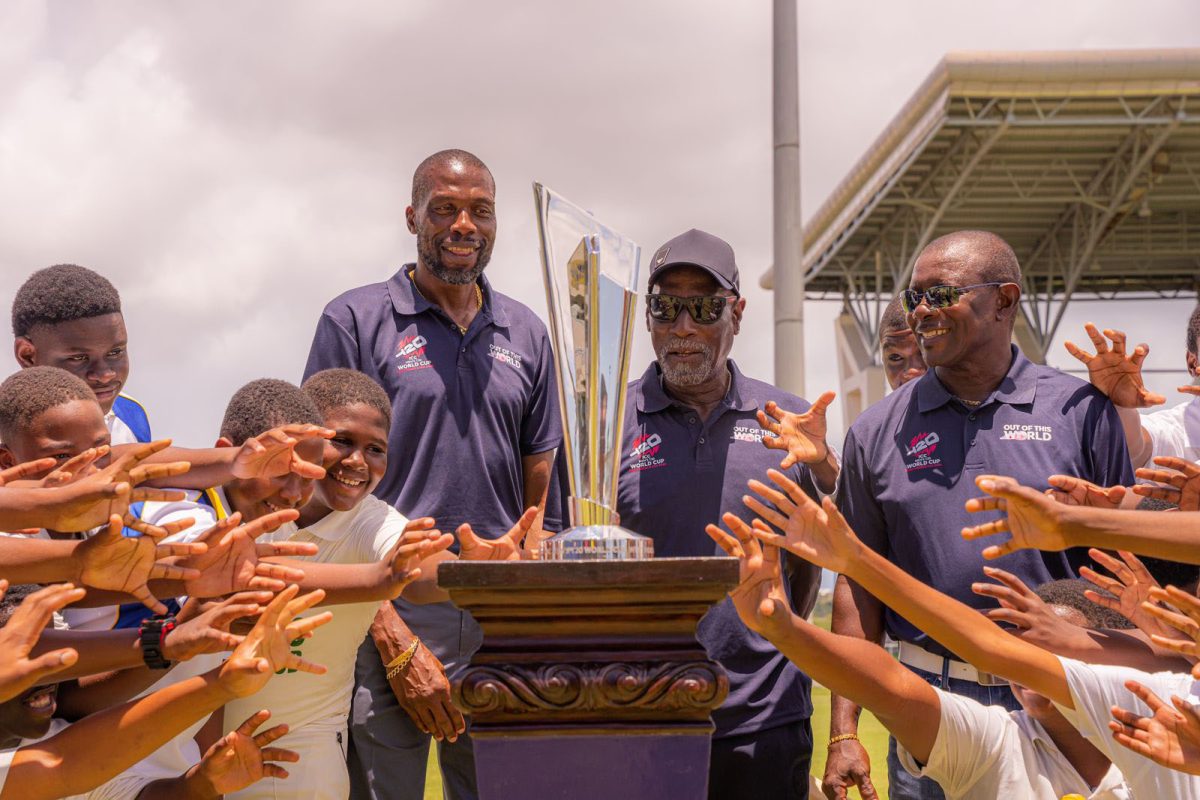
xmin=961 ymin=518 xmax=1009 ymax=541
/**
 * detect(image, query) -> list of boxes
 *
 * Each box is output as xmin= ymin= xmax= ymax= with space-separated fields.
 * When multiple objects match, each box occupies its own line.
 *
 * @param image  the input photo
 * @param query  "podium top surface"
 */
xmin=437 ymin=557 xmax=738 ymax=591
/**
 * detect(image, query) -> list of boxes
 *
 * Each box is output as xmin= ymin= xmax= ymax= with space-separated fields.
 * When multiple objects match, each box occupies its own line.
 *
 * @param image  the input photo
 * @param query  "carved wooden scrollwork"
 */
xmin=457 ymin=661 xmax=727 ymax=718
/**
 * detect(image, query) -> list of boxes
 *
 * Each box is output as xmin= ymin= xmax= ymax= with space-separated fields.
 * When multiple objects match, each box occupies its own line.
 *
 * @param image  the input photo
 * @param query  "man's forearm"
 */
xmin=370 ymin=601 xmax=418 ymax=663
xmin=828 ymin=574 xmax=881 ymax=735
xmin=809 ymin=450 xmax=840 ymax=495
xmin=1115 ymin=406 xmax=1153 ymax=469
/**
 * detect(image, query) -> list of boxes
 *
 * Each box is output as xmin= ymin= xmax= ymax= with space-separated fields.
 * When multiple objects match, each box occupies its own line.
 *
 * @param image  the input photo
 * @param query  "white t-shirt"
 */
xmin=221 ymin=495 xmax=408 ymax=736
xmin=1055 ymin=656 xmax=1200 ymax=798
xmin=104 ymin=411 xmax=140 ymax=447
xmin=1140 ymin=396 xmax=1200 ymax=470
xmin=896 ymin=688 xmax=1131 ymax=799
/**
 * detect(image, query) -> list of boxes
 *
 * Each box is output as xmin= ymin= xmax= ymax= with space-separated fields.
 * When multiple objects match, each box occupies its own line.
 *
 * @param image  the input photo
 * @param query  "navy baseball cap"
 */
xmin=646 ymin=229 xmax=740 ymax=295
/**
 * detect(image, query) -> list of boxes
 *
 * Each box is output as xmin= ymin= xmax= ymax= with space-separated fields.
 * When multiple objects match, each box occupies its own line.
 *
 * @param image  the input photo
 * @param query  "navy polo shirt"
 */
xmin=617 ymin=360 xmax=816 ymax=739
xmin=303 ymin=265 xmax=563 ymax=536
xmin=837 ymin=345 xmax=1134 ymax=655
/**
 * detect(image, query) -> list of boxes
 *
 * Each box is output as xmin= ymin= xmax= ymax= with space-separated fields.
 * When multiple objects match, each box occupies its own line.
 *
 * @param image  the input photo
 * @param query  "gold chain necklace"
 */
xmin=410 ymin=269 xmax=482 ymax=334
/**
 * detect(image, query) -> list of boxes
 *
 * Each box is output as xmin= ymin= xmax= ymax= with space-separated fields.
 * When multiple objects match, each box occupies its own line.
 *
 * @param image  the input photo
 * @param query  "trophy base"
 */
xmin=539 ymin=525 xmax=654 ymax=561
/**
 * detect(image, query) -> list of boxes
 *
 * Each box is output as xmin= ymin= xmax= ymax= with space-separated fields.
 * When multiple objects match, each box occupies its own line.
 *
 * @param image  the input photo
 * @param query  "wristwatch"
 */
xmin=139 ymin=615 xmax=177 ymax=670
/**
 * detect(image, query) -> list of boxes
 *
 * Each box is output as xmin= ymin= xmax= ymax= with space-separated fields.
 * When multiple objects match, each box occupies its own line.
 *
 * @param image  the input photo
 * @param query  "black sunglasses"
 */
xmin=646 ymin=293 xmax=734 ymax=325
xmin=900 ymin=282 xmax=1004 ymax=313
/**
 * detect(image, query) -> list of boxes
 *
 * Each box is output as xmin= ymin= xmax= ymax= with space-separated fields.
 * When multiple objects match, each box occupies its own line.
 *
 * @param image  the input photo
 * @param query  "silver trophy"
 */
xmin=534 ymin=183 xmax=653 ymax=560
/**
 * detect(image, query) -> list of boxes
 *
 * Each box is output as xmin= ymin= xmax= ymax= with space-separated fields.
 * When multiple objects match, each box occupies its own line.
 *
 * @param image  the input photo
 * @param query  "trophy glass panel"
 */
xmin=534 ymin=183 xmax=652 ymax=560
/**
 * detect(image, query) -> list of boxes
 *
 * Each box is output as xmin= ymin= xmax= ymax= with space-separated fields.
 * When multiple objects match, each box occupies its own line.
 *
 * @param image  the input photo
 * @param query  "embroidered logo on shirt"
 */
xmin=903 ymin=431 xmax=942 ymax=472
xmin=629 ymin=433 xmax=666 ymax=471
xmin=999 ymin=424 xmax=1053 ymax=442
xmin=731 ymin=425 xmax=776 ymax=443
xmin=488 ymin=343 xmax=523 ymax=370
xmin=395 ymin=334 xmax=432 ymax=372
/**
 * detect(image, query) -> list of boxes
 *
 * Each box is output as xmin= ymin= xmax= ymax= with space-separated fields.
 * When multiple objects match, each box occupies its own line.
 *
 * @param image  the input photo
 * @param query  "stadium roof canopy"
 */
xmin=763 ymin=49 xmax=1200 ymax=357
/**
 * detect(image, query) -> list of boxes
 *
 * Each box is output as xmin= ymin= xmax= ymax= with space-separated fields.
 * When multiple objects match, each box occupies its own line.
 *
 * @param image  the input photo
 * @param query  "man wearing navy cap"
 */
xmin=823 ymin=230 xmax=1134 ymax=800
xmin=615 ymin=229 xmax=837 ymax=799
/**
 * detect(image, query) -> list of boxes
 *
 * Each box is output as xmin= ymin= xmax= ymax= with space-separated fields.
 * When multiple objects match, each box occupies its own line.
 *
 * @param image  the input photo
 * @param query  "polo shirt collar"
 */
xmin=634 ymin=359 xmax=756 ymax=415
xmin=386 ymin=264 xmax=509 ymax=327
xmin=916 ymin=344 xmax=1037 ymax=413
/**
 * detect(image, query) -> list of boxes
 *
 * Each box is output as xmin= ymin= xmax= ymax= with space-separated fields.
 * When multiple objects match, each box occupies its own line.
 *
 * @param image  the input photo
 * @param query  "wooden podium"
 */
xmin=438 ymin=558 xmax=738 ymax=800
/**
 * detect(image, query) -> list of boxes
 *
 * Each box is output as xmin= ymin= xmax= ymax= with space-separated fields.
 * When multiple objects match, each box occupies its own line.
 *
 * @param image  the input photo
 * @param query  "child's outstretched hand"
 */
xmin=76 ymin=514 xmax=206 ymax=613
xmin=457 ymin=507 xmax=539 ymax=561
xmin=231 ymin=425 xmax=335 ymax=481
xmin=1110 ymin=679 xmax=1200 ymax=775
xmin=0 ymin=581 xmax=85 ymax=703
xmin=186 ymin=709 xmax=299 ymax=795
xmin=705 ymin=512 xmax=793 ymax=640
xmin=217 ymin=585 xmax=332 ymax=698
xmin=181 ymin=510 xmax=314 ymax=598
xmin=742 ymin=469 xmax=862 ymax=574
xmin=1133 ymin=457 xmax=1200 ymax=512
xmin=961 ymin=475 xmax=1074 ymax=559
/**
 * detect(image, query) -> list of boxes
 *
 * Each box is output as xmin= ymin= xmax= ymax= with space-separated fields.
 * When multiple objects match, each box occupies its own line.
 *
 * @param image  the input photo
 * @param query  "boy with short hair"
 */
xmin=211 ymin=369 xmax=523 ymax=800
xmin=11 ymin=264 xmax=150 ymax=445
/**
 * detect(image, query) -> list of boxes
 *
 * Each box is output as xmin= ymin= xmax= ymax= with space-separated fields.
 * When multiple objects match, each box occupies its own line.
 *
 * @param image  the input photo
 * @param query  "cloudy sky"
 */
xmin=1 ymin=0 xmax=1198 ymax=449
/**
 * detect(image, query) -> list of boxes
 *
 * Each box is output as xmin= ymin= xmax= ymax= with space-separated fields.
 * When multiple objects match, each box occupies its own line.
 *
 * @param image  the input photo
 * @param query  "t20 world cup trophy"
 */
xmin=533 ymin=183 xmax=654 ymax=560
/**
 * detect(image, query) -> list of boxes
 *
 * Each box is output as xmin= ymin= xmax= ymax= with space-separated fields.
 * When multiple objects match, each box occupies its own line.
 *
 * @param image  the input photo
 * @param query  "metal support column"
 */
xmin=772 ymin=0 xmax=805 ymax=396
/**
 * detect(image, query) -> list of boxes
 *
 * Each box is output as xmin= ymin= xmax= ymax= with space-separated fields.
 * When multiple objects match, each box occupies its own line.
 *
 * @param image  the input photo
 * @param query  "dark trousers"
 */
xmin=708 ymin=718 xmax=812 ymax=800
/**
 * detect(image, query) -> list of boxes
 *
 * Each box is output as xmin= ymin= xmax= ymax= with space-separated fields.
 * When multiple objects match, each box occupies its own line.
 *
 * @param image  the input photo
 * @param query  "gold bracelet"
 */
xmin=827 ymin=733 xmax=859 ymax=748
xmin=385 ymin=638 xmax=421 ymax=681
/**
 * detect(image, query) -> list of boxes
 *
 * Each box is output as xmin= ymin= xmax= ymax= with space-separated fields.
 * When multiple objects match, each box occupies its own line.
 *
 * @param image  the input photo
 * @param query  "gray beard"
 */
xmin=419 ymin=240 xmax=489 ymax=286
xmin=656 ymin=339 xmax=717 ymax=386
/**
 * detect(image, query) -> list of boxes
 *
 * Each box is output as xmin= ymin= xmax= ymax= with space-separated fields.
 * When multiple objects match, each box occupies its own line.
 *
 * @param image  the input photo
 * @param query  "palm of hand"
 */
xmin=224 ymin=625 xmax=286 ymax=696
xmin=187 ymin=533 xmax=256 ymax=596
xmin=1146 ymin=707 xmax=1200 ymax=769
xmin=207 ymin=734 xmax=267 ymax=793
xmin=77 ymin=531 xmax=154 ymax=595
xmin=1087 ymin=352 xmax=1157 ymax=408
xmin=770 ymin=408 xmax=827 ymax=465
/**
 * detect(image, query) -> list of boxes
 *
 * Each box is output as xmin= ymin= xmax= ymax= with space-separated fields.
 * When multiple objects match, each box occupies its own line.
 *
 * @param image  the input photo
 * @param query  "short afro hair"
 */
xmin=302 ymin=369 xmax=391 ymax=430
xmin=12 ymin=264 xmax=122 ymax=337
xmin=1187 ymin=303 xmax=1200 ymax=357
xmin=1034 ymin=578 xmax=1134 ymax=630
xmin=879 ymin=295 xmax=910 ymax=339
xmin=0 ymin=585 xmax=43 ymax=627
xmin=0 ymin=367 xmax=97 ymax=445
xmin=219 ymin=379 xmax=323 ymax=447
xmin=411 ymin=149 xmax=493 ymax=207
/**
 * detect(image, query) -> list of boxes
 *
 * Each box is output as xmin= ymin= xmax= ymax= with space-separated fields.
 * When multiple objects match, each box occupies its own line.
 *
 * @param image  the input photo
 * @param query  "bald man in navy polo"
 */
xmin=304 ymin=149 xmax=562 ymax=800
xmin=616 ymin=229 xmax=838 ymax=800
xmin=823 ymin=230 xmax=1134 ymax=800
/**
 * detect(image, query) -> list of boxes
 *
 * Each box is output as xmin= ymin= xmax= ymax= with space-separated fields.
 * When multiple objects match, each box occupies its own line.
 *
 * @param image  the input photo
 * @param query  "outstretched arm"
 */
xmin=962 ymin=475 xmax=1200 ymax=565
xmin=706 ymin=513 xmax=941 ymax=764
xmin=745 ymin=469 xmax=1073 ymax=708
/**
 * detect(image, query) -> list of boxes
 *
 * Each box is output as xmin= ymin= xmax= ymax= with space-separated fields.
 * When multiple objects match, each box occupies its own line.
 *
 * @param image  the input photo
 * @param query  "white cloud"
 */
xmin=0 ymin=0 xmax=1195 ymax=448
